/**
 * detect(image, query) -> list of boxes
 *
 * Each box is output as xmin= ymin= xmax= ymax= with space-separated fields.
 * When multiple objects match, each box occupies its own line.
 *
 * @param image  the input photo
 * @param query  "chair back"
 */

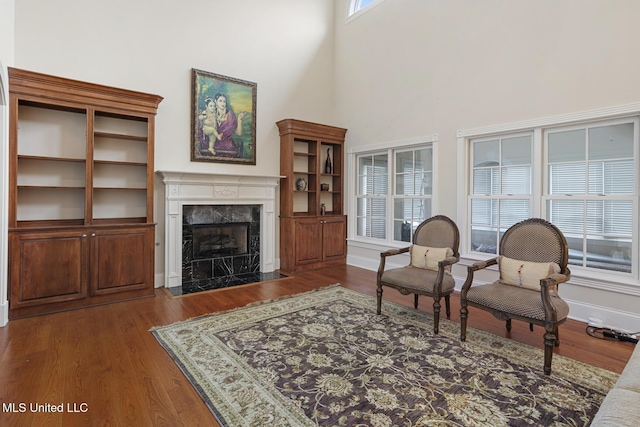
xmin=413 ymin=215 xmax=460 ymax=256
xmin=500 ymin=218 xmax=569 ymax=271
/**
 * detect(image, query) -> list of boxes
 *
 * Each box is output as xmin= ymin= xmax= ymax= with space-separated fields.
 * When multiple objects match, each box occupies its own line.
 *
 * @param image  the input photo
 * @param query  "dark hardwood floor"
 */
xmin=0 ymin=265 xmax=634 ymax=427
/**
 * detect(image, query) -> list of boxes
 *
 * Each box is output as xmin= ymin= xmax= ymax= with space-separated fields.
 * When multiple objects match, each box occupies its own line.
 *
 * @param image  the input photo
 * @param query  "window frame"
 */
xmin=349 ymin=135 xmax=439 ymax=248
xmin=346 ymin=0 xmax=386 ymax=22
xmin=356 ymin=152 xmax=389 ymax=240
xmin=468 ymin=132 xmax=535 ymax=255
xmin=457 ymin=104 xmax=640 ymax=289
xmin=543 ymin=118 xmax=638 ymax=277
xmin=392 ymin=146 xmax=434 ymax=243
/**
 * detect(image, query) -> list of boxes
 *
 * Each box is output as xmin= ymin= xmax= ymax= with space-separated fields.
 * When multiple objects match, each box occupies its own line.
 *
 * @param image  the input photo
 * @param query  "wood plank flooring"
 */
xmin=0 ymin=265 xmax=634 ymax=427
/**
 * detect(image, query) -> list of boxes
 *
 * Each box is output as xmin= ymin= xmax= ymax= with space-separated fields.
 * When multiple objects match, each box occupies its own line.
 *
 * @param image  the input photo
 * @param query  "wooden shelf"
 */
xmin=94 ymin=159 xmax=147 ymax=166
xmin=18 ymin=155 xmax=85 ymax=162
xmin=94 ymin=131 xmax=147 ymax=141
xmin=18 ymin=185 xmax=85 ymax=189
xmin=94 ymin=187 xmax=146 ymax=190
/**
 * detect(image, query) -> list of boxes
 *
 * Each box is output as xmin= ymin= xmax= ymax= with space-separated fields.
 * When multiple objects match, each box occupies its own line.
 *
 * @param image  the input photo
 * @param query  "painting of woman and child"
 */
xmin=191 ymin=69 xmax=257 ymax=164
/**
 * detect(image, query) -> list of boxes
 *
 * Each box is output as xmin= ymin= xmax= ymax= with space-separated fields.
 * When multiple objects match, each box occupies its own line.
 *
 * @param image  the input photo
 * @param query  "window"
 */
xmin=348 ymin=0 xmax=384 ymax=18
xmin=464 ymin=114 xmax=639 ymax=278
xmin=357 ymin=153 xmax=388 ymax=239
xmin=394 ymin=148 xmax=433 ymax=242
xmin=470 ymin=134 xmax=532 ymax=254
xmin=545 ymin=121 xmax=635 ymax=273
xmin=355 ymin=143 xmax=434 ymax=244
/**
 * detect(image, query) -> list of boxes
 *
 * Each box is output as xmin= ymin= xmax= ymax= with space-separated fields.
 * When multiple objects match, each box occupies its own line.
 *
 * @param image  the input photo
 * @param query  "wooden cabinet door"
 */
xmin=9 ymin=230 xmax=88 ymax=310
xmin=322 ymin=216 xmax=347 ymax=261
xmin=90 ymin=226 xmax=154 ymax=296
xmin=294 ymin=218 xmax=323 ymax=265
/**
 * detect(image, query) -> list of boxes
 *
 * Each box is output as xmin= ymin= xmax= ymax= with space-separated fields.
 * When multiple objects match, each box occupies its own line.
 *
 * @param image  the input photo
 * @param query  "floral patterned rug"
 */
xmin=151 ymin=284 xmax=617 ymax=427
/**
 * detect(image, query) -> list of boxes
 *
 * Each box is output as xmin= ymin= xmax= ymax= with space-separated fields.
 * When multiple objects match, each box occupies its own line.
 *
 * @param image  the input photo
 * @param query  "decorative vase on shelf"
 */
xmin=325 ymin=148 xmax=332 ymax=174
xmin=295 ymin=178 xmax=307 ymax=191
xmin=320 ymin=203 xmax=326 ymax=215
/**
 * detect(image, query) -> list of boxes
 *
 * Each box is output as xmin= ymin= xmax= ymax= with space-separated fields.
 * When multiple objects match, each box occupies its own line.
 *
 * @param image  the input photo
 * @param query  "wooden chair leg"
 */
xmin=543 ymin=329 xmax=556 ymax=375
xmin=529 ymin=323 xmax=534 ymax=332
xmin=445 ymin=295 xmax=451 ymax=318
xmin=506 ymin=319 xmax=512 ymax=331
xmin=460 ymin=304 xmax=468 ymax=341
xmin=376 ymin=284 xmax=383 ymax=315
xmin=432 ymin=299 xmax=441 ymax=335
xmin=414 ymin=294 xmax=419 ymax=309
xmin=554 ymin=326 xmax=560 ymax=347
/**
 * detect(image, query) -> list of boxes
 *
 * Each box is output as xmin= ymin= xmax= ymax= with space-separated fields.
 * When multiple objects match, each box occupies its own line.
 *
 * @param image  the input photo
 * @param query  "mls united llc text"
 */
xmin=3 ymin=402 xmax=88 ymax=413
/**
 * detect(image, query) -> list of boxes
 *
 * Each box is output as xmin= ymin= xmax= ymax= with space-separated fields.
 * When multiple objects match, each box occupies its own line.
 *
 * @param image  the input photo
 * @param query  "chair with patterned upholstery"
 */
xmin=376 ymin=215 xmax=460 ymax=334
xmin=460 ymin=218 xmax=571 ymax=375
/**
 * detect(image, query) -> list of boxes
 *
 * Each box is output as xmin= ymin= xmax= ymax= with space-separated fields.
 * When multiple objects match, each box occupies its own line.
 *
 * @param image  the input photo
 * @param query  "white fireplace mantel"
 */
xmin=158 ymin=171 xmax=282 ymax=288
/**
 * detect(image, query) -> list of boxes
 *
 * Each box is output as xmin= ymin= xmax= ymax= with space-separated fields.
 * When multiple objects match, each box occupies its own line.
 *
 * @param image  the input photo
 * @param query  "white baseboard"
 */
xmin=0 ymin=300 xmax=8 ymax=327
xmin=564 ymin=299 xmax=640 ymax=334
xmin=155 ymin=272 xmax=165 ymax=288
xmin=346 ymin=253 xmax=382 ymax=272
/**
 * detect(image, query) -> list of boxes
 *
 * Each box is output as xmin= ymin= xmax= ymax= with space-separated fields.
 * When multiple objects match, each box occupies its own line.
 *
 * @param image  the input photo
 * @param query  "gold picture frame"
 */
xmin=191 ymin=68 xmax=257 ymax=164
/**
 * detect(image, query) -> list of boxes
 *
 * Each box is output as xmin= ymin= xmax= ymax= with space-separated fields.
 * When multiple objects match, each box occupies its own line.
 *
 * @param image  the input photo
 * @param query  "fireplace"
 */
xmin=158 ymin=171 xmax=282 ymax=294
xmin=192 ymin=223 xmax=249 ymax=259
xmin=181 ymin=204 xmax=262 ymax=293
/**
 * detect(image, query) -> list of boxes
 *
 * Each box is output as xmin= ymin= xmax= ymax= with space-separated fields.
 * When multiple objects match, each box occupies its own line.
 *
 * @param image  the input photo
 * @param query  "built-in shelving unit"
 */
xmin=7 ymin=67 xmax=163 ymax=319
xmin=277 ymin=119 xmax=347 ymax=273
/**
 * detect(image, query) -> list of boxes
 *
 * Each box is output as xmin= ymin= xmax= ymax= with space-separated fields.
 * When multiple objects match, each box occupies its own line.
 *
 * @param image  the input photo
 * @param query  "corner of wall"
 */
xmin=154 ymin=272 xmax=165 ymax=289
xmin=0 ymin=301 xmax=7 ymax=327
xmin=0 ymin=60 xmax=9 ymax=327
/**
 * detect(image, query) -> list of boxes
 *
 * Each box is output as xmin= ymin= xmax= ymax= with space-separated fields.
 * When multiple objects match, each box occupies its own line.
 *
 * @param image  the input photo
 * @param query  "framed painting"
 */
xmin=191 ymin=69 xmax=257 ymax=164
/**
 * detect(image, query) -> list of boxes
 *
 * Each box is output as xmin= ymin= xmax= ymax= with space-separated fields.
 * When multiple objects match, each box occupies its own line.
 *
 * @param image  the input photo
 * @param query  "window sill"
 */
xmin=347 ymin=237 xmax=410 ymax=252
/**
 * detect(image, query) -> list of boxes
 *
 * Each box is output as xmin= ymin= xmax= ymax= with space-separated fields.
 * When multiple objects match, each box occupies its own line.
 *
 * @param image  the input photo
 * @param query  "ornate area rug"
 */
xmin=151 ymin=285 xmax=617 ymax=427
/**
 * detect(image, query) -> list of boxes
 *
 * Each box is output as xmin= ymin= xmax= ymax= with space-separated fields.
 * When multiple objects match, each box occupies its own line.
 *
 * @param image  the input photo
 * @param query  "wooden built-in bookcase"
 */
xmin=7 ymin=67 xmax=163 ymax=319
xmin=277 ymin=119 xmax=347 ymax=273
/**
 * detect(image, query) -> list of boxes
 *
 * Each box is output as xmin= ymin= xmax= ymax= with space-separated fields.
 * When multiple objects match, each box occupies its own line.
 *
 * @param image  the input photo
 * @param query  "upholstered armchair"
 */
xmin=377 ymin=215 xmax=460 ymax=334
xmin=460 ymin=218 xmax=571 ymax=375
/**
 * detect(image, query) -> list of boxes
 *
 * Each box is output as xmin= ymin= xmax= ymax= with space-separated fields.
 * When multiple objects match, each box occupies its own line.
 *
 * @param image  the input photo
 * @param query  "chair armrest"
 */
xmin=470 ymin=257 xmax=499 ymax=271
xmin=437 ymin=256 xmax=460 ymax=276
xmin=460 ymin=257 xmax=499 ymax=296
xmin=541 ymin=272 xmax=570 ymax=297
xmin=377 ymin=246 xmax=410 ymax=281
xmin=440 ymin=255 xmax=460 ymax=266
xmin=547 ymin=273 xmax=569 ymax=286
xmin=540 ymin=272 xmax=571 ymax=319
xmin=380 ymin=246 xmax=410 ymax=258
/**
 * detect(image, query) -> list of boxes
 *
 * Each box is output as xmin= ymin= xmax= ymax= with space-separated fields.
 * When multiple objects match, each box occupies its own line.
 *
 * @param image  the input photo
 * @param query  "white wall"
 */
xmin=12 ymin=0 xmax=338 ymax=288
xmin=334 ymin=0 xmax=640 ymax=330
xmin=0 ymin=0 xmax=15 ymax=327
xmin=8 ymin=0 xmax=640 ymax=330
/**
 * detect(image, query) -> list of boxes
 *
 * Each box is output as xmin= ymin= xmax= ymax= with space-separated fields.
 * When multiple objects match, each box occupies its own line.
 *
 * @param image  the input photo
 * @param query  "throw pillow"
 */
xmin=499 ymin=256 xmax=561 ymax=291
xmin=410 ymin=245 xmax=453 ymax=272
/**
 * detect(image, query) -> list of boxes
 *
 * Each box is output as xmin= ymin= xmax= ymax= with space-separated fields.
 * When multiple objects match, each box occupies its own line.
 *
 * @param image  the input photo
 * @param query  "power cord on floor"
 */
xmin=586 ymin=326 xmax=639 ymax=344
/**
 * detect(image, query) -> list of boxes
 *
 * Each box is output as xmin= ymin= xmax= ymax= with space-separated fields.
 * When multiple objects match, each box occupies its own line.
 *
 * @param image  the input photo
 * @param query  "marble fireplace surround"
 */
xmin=158 ymin=171 xmax=281 ymax=288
